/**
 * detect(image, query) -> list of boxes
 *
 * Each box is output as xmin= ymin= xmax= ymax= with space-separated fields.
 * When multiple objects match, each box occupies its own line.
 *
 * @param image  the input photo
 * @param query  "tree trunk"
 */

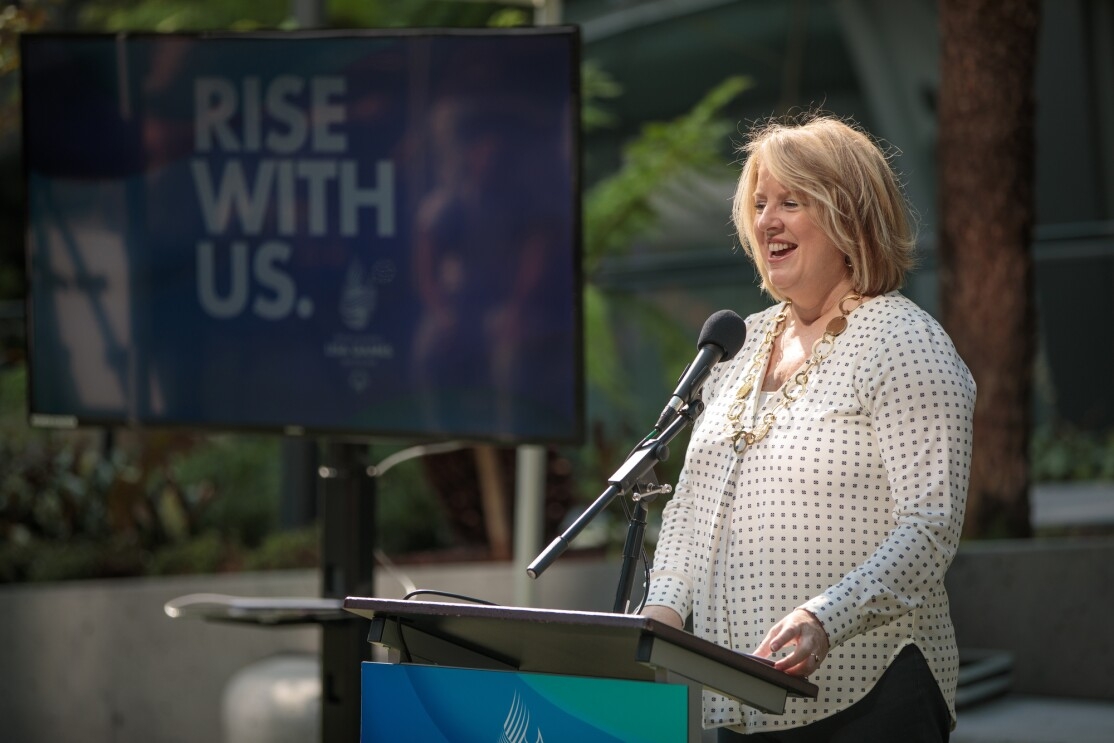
xmin=937 ymin=0 xmax=1041 ymax=538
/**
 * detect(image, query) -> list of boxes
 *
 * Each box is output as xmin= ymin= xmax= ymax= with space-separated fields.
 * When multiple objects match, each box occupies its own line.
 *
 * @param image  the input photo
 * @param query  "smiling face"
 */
xmin=733 ymin=116 xmax=918 ymax=305
xmin=752 ymin=164 xmax=851 ymax=311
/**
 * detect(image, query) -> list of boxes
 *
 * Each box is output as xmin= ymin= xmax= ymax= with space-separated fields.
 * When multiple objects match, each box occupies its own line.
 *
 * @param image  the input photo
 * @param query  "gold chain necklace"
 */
xmin=726 ymin=293 xmax=862 ymax=455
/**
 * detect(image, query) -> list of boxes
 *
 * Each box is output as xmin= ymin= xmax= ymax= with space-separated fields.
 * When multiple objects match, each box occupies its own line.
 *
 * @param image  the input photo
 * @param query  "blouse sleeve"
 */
xmin=799 ymin=311 xmax=976 ymax=647
xmin=643 ymin=468 xmax=698 ymax=620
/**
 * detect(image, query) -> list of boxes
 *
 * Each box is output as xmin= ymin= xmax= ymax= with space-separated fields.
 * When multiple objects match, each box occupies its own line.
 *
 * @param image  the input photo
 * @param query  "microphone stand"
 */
xmin=611 ymin=478 xmax=670 ymax=614
xmin=526 ymin=400 xmax=703 ymax=612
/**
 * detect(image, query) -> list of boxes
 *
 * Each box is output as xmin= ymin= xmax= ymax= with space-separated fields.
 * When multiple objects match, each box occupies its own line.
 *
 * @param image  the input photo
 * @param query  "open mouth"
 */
xmin=769 ymin=242 xmax=797 ymax=258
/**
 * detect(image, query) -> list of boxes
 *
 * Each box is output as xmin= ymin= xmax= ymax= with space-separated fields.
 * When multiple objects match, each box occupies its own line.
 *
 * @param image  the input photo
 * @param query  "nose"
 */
xmin=756 ymin=204 xmax=779 ymax=233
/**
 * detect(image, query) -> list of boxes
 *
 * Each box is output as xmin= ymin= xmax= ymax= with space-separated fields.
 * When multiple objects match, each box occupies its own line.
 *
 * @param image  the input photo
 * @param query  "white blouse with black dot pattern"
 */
xmin=645 ymin=291 xmax=976 ymax=733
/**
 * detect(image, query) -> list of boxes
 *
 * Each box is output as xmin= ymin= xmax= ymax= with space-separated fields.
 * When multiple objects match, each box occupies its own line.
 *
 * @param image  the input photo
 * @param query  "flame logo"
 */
xmin=499 ymin=691 xmax=544 ymax=743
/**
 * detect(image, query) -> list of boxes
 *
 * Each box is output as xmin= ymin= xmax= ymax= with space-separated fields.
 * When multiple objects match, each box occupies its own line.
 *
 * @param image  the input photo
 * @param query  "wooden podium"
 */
xmin=343 ymin=597 xmax=817 ymax=742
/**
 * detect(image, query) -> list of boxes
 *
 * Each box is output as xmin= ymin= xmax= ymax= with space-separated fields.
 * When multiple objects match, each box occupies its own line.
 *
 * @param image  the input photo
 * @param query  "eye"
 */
xmin=754 ymin=201 xmax=766 ymax=212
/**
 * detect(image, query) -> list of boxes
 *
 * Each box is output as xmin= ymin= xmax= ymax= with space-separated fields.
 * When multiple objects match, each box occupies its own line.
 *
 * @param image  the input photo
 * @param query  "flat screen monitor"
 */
xmin=21 ymin=28 xmax=583 ymax=444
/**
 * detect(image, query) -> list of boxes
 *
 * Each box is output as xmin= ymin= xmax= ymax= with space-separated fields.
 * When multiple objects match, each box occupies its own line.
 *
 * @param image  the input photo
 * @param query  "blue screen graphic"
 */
xmin=22 ymin=29 xmax=582 ymax=443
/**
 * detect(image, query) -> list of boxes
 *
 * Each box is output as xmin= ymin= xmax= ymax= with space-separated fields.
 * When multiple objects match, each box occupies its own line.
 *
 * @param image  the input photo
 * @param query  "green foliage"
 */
xmin=582 ymin=283 xmax=627 ymax=408
xmin=2 ymin=369 xmax=116 ymax=543
xmin=148 ymin=531 xmax=234 ymax=575
xmin=0 ymin=537 xmax=149 ymax=583
xmin=328 ymin=0 xmax=513 ymax=29
xmin=28 ymin=0 xmax=517 ymax=35
xmin=583 ymin=75 xmax=751 ymax=271
xmin=0 ymin=365 xmax=290 ymax=582
xmin=579 ymin=75 xmax=750 ymax=419
xmin=374 ymin=446 xmax=454 ymax=554
xmin=486 ymin=8 xmax=530 ymax=29
xmin=242 ymin=525 xmax=319 ymax=571
xmin=78 ymin=0 xmax=293 ymax=32
xmin=581 ymin=60 xmax=623 ymax=133
xmin=0 ymin=4 xmax=48 ymax=77
xmin=169 ymin=435 xmax=281 ymax=547
xmin=1031 ymin=424 xmax=1114 ymax=482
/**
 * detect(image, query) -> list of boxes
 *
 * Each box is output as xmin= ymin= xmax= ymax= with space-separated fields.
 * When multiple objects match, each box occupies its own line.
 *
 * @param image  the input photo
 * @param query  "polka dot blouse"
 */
xmin=645 ymin=291 xmax=976 ymax=733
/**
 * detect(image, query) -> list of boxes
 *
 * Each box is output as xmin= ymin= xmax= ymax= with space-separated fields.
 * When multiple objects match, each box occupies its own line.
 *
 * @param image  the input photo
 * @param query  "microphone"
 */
xmin=653 ymin=309 xmax=747 ymax=431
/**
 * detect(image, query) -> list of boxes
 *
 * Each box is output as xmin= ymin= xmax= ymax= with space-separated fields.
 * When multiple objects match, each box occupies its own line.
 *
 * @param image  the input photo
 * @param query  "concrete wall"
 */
xmin=0 ymin=556 xmax=622 ymax=743
xmin=947 ymin=536 xmax=1114 ymax=701
xmin=1 ymin=539 xmax=1111 ymax=743
xmin=0 ymin=570 xmax=321 ymax=743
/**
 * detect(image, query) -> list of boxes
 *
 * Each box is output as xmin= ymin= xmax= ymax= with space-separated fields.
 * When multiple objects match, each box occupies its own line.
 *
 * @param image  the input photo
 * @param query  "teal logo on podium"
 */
xmin=500 ymin=690 xmax=543 ymax=743
xmin=362 ymin=663 xmax=687 ymax=742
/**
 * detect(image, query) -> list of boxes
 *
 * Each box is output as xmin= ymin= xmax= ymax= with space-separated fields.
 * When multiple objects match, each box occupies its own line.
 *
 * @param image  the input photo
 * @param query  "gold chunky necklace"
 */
xmin=726 ymin=292 xmax=862 ymax=455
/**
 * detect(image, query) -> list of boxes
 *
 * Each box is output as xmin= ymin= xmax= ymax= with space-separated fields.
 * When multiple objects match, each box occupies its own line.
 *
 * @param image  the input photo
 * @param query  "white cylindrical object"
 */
xmin=222 ymin=653 xmax=320 ymax=743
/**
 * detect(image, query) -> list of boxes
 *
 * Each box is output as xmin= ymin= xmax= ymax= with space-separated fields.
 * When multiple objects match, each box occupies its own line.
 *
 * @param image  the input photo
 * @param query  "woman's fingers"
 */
xmin=756 ymin=609 xmax=830 ymax=676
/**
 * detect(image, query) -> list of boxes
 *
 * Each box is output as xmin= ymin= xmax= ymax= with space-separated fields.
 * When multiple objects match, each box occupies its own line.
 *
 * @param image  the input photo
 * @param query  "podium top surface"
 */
xmin=343 ymin=596 xmax=817 ymax=703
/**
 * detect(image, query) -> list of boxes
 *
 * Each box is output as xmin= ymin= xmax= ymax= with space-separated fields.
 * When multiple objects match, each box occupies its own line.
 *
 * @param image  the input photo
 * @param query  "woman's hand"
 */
xmin=754 ymin=608 xmax=830 ymax=677
xmin=640 ymin=605 xmax=685 ymax=630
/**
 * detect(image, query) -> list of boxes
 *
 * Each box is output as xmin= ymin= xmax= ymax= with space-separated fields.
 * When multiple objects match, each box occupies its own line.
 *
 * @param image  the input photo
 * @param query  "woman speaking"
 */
xmin=642 ymin=114 xmax=976 ymax=742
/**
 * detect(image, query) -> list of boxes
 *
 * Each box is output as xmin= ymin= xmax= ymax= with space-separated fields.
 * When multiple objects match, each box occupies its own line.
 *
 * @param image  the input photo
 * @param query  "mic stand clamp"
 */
xmin=612 ymin=481 xmax=671 ymax=614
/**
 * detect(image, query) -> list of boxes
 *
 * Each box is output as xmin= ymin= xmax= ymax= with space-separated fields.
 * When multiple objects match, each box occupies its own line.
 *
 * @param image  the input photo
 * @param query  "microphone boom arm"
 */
xmin=526 ymin=400 xmax=703 ymax=579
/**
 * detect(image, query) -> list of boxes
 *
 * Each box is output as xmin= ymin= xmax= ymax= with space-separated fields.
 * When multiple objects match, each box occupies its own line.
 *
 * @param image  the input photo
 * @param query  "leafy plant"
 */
xmin=168 ymin=435 xmax=282 ymax=548
xmin=242 ymin=525 xmax=320 ymax=571
xmin=148 ymin=531 xmax=236 ymax=575
xmin=579 ymin=74 xmax=751 ymax=430
xmin=1031 ymin=423 xmax=1114 ymax=482
xmin=77 ymin=0 xmax=292 ymax=32
xmin=583 ymin=76 xmax=751 ymax=269
xmin=0 ymin=365 xmax=288 ymax=581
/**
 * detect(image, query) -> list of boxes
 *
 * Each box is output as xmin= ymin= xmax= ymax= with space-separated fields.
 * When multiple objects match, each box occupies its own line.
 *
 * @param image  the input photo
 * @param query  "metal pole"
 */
xmin=535 ymin=0 xmax=563 ymax=26
xmin=512 ymin=0 xmax=565 ymax=608
xmin=292 ymin=0 xmax=324 ymax=28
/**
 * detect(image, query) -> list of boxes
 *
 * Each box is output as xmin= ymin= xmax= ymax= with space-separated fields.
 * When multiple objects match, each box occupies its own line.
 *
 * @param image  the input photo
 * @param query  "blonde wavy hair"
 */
xmin=731 ymin=114 xmax=916 ymax=301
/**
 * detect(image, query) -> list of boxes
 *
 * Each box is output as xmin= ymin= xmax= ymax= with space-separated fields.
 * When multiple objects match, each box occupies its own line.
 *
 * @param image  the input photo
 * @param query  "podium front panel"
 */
xmin=361 ymin=662 xmax=687 ymax=742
